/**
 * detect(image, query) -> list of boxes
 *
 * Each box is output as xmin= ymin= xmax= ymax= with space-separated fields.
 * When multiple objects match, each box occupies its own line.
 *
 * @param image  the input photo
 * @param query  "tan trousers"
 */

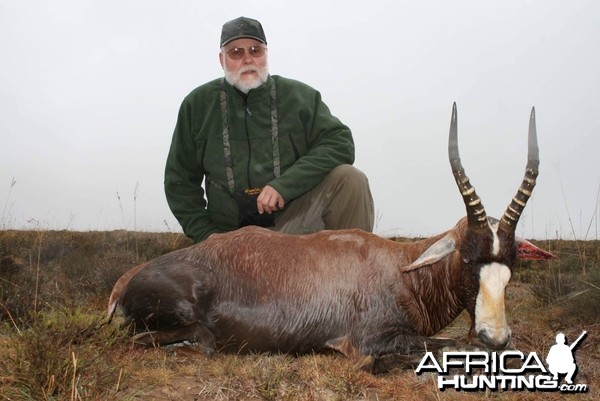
xmin=274 ymin=165 xmax=374 ymax=234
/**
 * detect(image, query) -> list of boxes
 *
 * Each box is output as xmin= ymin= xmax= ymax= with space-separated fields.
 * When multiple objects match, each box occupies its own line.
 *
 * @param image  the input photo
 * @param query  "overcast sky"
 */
xmin=1 ymin=0 xmax=599 ymax=240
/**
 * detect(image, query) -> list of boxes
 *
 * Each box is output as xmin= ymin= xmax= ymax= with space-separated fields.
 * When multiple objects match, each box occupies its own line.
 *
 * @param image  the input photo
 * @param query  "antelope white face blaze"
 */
xmin=475 ymin=262 xmax=512 ymax=347
xmin=490 ymin=220 xmax=501 ymax=256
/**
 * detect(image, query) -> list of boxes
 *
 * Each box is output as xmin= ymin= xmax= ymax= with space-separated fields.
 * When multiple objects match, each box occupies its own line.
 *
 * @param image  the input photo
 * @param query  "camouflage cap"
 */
xmin=220 ymin=17 xmax=267 ymax=47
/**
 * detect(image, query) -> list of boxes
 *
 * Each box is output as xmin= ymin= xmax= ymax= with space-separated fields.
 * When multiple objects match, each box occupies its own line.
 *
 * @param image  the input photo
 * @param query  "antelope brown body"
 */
xmin=108 ymin=104 xmax=553 ymax=371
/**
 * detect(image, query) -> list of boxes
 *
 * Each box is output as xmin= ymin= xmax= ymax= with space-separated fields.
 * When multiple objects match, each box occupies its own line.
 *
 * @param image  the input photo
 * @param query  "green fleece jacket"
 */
xmin=164 ymin=75 xmax=355 ymax=242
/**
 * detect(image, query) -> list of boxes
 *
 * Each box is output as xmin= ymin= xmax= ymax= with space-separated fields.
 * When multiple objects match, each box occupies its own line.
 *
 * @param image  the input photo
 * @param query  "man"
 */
xmin=546 ymin=333 xmax=578 ymax=384
xmin=165 ymin=16 xmax=374 ymax=242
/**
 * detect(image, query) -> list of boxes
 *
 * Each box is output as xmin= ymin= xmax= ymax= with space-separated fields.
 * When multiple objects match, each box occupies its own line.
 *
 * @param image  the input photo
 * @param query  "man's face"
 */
xmin=219 ymin=38 xmax=269 ymax=94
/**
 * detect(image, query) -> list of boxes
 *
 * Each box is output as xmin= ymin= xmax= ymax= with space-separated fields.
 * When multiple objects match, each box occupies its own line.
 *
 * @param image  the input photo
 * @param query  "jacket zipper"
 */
xmin=242 ymin=94 xmax=253 ymax=188
xmin=289 ymin=135 xmax=300 ymax=161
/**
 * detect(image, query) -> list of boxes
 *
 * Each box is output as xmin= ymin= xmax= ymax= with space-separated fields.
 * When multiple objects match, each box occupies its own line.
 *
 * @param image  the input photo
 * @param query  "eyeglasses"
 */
xmin=224 ymin=46 xmax=267 ymax=60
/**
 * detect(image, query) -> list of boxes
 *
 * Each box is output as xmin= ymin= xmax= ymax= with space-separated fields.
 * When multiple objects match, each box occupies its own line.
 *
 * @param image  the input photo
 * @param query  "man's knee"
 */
xmin=327 ymin=164 xmax=369 ymax=188
xmin=324 ymin=164 xmax=374 ymax=232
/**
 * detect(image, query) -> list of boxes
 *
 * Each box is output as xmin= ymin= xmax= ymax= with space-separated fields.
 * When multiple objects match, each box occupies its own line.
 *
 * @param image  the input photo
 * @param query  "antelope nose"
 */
xmin=477 ymin=329 xmax=511 ymax=349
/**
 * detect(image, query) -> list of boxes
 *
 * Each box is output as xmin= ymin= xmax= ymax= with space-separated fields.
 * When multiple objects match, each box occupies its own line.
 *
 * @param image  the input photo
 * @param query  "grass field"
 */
xmin=0 ymin=229 xmax=598 ymax=400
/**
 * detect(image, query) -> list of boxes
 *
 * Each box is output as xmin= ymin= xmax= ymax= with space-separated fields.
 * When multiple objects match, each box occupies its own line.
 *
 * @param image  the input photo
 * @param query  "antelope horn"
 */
xmin=448 ymin=102 xmax=488 ymax=231
xmin=499 ymin=107 xmax=539 ymax=232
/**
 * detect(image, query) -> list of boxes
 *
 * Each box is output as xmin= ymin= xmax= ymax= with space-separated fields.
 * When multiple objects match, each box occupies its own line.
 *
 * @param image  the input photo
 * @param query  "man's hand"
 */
xmin=257 ymin=185 xmax=285 ymax=214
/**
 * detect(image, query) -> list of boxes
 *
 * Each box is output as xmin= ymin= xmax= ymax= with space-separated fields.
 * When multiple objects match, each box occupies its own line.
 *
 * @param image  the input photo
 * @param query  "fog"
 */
xmin=2 ymin=1 xmax=599 ymax=239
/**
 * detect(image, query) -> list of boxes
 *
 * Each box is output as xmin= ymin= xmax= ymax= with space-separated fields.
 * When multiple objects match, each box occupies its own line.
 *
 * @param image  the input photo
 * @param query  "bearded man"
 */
xmin=165 ymin=17 xmax=374 ymax=242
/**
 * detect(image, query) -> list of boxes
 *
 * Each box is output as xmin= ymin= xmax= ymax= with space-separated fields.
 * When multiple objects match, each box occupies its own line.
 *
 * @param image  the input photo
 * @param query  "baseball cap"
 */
xmin=220 ymin=16 xmax=267 ymax=47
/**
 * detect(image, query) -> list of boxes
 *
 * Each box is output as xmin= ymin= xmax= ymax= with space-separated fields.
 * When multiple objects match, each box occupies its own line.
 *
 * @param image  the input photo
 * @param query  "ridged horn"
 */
xmin=499 ymin=107 xmax=539 ymax=232
xmin=448 ymin=102 xmax=488 ymax=231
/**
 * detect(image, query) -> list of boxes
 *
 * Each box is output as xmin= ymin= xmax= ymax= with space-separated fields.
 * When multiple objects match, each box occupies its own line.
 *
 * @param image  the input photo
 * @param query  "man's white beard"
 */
xmin=224 ymin=65 xmax=269 ymax=94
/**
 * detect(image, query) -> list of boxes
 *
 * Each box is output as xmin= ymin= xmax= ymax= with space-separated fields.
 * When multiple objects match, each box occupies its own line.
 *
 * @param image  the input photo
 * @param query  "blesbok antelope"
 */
xmin=108 ymin=103 xmax=554 ymax=371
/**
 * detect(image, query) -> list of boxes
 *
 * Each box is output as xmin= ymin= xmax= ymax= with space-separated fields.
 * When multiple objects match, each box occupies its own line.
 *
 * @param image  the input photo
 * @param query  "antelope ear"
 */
xmin=517 ymin=238 xmax=556 ymax=260
xmin=401 ymin=233 xmax=456 ymax=272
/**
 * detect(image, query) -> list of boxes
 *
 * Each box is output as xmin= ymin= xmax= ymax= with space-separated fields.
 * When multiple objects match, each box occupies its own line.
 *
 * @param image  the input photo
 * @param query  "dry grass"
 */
xmin=0 ymin=230 xmax=598 ymax=400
